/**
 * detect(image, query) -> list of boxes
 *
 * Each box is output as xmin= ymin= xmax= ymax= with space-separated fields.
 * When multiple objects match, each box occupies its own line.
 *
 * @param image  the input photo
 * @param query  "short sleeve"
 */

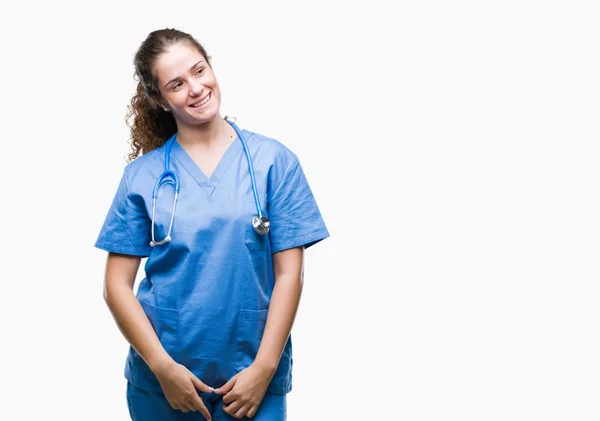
xmin=268 ymin=156 xmax=330 ymax=254
xmin=94 ymin=167 xmax=152 ymax=257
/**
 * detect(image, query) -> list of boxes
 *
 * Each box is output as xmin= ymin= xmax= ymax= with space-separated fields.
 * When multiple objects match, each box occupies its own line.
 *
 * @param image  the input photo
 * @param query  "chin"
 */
xmin=183 ymin=109 xmax=220 ymax=126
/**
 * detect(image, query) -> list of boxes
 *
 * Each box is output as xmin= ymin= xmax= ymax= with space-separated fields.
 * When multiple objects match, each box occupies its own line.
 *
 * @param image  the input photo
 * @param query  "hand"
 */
xmin=152 ymin=359 xmax=215 ymax=421
xmin=214 ymin=363 xmax=274 ymax=419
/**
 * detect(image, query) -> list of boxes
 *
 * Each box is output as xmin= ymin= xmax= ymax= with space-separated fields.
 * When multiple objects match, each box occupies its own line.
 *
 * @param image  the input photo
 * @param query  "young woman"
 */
xmin=95 ymin=28 xmax=330 ymax=421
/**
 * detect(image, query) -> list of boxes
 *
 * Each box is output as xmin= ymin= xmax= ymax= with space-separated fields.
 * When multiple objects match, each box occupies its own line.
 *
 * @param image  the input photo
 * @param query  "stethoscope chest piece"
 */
xmin=252 ymin=216 xmax=270 ymax=235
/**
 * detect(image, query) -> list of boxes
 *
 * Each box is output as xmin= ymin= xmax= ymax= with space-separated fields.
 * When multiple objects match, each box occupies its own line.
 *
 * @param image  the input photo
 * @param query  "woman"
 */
xmin=95 ymin=28 xmax=329 ymax=421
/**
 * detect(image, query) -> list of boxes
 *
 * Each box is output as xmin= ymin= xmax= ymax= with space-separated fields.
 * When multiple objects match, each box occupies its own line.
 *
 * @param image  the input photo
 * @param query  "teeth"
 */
xmin=191 ymin=93 xmax=210 ymax=107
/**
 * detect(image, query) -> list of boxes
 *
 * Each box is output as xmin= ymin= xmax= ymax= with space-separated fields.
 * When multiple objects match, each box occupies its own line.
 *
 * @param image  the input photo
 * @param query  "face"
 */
xmin=153 ymin=42 xmax=221 ymax=126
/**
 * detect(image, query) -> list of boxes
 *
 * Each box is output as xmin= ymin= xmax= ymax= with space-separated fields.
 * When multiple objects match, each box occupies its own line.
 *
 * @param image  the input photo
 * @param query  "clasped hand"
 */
xmin=153 ymin=360 xmax=215 ymax=420
xmin=214 ymin=362 xmax=274 ymax=419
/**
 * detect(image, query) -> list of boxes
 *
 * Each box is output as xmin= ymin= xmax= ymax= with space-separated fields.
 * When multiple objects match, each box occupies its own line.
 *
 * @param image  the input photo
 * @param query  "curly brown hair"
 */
xmin=125 ymin=28 xmax=212 ymax=163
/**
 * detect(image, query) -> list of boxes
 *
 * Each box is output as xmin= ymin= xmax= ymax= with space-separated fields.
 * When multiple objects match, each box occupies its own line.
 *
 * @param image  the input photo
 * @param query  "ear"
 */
xmin=146 ymin=91 xmax=168 ymax=110
xmin=154 ymin=98 xmax=168 ymax=110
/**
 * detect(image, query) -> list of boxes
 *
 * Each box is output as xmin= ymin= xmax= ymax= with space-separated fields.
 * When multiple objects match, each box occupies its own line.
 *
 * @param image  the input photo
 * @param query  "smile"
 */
xmin=190 ymin=93 xmax=211 ymax=108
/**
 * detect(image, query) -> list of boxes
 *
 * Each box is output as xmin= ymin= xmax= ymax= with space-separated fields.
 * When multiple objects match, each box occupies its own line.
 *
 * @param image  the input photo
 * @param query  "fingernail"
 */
xmin=208 ymin=387 xmax=215 ymax=392
xmin=214 ymin=388 xmax=219 ymax=393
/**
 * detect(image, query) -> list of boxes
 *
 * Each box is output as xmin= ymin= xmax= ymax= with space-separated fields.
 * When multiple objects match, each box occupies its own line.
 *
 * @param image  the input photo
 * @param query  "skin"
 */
xmin=102 ymin=253 xmax=213 ymax=420
xmin=102 ymin=41 xmax=305 ymax=420
xmin=152 ymin=41 xmax=239 ymax=172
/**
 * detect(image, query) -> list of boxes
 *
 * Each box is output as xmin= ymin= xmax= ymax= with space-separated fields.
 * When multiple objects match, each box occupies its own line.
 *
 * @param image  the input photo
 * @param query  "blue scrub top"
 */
xmin=95 ymin=129 xmax=330 ymax=395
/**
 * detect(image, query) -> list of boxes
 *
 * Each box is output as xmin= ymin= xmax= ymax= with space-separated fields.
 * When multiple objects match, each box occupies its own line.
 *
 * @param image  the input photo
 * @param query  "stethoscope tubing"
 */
xmin=229 ymin=120 xmax=264 ymax=219
xmin=149 ymin=118 xmax=267 ymax=247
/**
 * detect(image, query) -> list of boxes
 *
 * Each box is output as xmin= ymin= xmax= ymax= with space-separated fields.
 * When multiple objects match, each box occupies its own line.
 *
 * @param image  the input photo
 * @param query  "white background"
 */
xmin=1 ymin=1 xmax=598 ymax=420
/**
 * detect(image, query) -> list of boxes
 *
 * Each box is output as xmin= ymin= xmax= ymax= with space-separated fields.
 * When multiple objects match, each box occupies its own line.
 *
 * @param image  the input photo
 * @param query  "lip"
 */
xmin=189 ymin=92 xmax=211 ymax=109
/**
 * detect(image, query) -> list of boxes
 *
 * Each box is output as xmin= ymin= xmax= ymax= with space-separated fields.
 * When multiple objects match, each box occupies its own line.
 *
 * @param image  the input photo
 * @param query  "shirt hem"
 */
xmin=270 ymin=228 xmax=330 ymax=254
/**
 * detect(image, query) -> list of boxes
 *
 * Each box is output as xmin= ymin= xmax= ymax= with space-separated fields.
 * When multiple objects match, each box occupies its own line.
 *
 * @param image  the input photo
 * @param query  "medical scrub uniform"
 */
xmin=95 ymin=129 xmax=330 ymax=420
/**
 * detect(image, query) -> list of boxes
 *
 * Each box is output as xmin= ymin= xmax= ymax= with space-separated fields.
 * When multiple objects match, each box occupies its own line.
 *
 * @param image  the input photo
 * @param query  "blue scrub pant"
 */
xmin=126 ymin=381 xmax=287 ymax=421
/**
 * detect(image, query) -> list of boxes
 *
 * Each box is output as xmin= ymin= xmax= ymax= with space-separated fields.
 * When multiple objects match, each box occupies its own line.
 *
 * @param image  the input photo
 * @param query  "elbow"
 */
xmin=103 ymin=282 xmax=117 ymax=304
xmin=103 ymin=280 xmax=134 ymax=304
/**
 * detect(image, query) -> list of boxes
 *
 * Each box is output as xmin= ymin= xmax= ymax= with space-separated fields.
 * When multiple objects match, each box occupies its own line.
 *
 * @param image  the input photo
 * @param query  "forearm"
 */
xmin=254 ymin=273 xmax=303 ymax=373
xmin=104 ymin=284 xmax=174 ymax=373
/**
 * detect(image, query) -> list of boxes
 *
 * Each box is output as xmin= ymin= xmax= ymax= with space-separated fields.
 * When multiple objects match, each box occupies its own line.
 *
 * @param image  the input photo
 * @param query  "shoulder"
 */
xmin=122 ymin=142 xmax=167 ymax=190
xmin=243 ymin=128 xmax=299 ymax=171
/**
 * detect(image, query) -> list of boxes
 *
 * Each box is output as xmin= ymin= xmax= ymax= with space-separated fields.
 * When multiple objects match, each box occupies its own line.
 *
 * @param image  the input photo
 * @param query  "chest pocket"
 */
xmin=245 ymin=227 xmax=269 ymax=251
xmin=244 ymin=193 xmax=269 ymax=252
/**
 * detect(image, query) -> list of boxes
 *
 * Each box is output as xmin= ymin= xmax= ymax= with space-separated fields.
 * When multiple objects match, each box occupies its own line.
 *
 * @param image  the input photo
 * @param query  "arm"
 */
xmin=103 ymin=252 xmax=215 ymax=416
xmin=254 ymin=246 xmax=304 ymax=375
xmin=102 ymin=252 xmax=174 ymax=373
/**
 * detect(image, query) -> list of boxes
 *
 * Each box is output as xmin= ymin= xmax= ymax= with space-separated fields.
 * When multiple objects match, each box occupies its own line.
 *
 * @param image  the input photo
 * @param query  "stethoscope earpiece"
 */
xmin=149 ymin=235 xmax=171 ymax=247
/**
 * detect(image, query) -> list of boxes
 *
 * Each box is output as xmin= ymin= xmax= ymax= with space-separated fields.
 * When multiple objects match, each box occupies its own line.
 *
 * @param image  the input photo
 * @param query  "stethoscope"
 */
xmin=149 ymin=118 xmax=270 ymax=247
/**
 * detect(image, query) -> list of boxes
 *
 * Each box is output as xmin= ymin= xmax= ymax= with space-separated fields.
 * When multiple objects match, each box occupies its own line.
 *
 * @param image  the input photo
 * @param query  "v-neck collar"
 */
xmin=170 ymin=129 xmax=245 ymax=198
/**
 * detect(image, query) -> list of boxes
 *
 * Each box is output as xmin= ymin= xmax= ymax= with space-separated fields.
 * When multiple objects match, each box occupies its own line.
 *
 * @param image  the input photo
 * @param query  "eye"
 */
xmin=171 ymin=69 xmax=203 ymax=89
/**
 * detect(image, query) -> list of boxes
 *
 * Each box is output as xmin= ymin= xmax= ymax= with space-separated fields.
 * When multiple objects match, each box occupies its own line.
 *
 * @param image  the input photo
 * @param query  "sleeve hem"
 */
xmin=270 ymin=228 xmax=330 ymax=254
xmin=94 ymin=241 xmax=151 ymax=258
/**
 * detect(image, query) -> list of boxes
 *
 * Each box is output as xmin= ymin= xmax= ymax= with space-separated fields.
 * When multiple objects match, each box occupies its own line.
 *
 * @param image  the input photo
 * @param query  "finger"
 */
xmin=183 ymin=402 xmax=197 ymax=412
xmin=214 ymin=374 xmax=237 ymax=394
xmin=191 ymin=393 xmax=213 ymax=421
xmin=247 ymin=405 xmax=258 ymax=418
xmin=178 ymin=402 xmax=191 ymax=413
xmin=222 ymin=397 xmax=241 ymax=416
xmin=234 ymin=404 xmax=249 ymax=419
xmin=222 ymin=389 xmax=238 ymax=405
xmin=191 ymin=374 xmax=215 ymax=393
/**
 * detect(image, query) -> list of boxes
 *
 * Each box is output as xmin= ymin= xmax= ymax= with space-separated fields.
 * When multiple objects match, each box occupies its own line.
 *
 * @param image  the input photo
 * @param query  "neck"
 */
xmin=175 ymin=114 xmax=236 ymax=148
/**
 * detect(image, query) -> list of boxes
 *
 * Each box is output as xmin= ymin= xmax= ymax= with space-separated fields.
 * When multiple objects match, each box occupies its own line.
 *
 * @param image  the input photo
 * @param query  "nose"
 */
xmin=188 ymin=78 xmax=205 ymax=97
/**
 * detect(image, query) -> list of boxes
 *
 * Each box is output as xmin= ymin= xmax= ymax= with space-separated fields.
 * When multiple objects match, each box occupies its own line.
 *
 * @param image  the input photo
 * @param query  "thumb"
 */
xmin=190 ymin=374 xmax=215 ymax=393
xmin=214 ymin=375 xmax=238 ymax=395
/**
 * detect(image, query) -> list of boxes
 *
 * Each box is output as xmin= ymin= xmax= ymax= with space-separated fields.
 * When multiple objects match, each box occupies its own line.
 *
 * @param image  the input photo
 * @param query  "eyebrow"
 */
xmin=164 ymin=60 xmax=205 ymax=88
